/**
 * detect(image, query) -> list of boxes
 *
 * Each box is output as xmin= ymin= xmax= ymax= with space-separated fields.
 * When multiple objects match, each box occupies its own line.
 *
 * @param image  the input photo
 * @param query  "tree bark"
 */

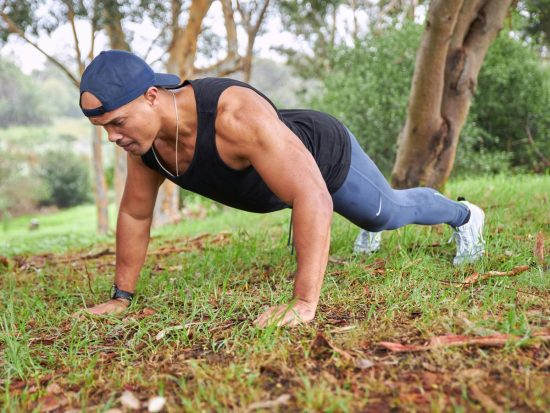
xmin=102 ymin=0 xmax=131 ymax=207
xmin=236 ymin=0 xmax=270 ymax=83
xmin=391 ymin=0 xmax=514 ymax=189
xmin=151 ymin=0 xmax=212 ymax=228
xmin=167 ymin=0 xmax=213 ymax=79
xmin=91 ymin=125 xmax=109 ymax=234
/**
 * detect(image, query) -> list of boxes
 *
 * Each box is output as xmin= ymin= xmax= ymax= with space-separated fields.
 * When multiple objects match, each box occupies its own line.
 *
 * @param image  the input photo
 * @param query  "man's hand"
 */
xmin=254 ymin=299 xmax=317 ymax=327
xmin=82 ymin=298 xmax=130 ymax=315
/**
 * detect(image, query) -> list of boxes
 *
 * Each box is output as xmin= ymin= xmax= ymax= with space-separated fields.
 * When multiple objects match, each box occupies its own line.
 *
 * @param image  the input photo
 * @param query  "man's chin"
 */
xmin=128 ymin=145 xmax=147 ymax=156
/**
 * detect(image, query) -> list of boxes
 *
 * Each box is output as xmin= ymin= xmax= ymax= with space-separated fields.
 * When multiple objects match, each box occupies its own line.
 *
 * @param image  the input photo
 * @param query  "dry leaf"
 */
xmin=328 ymin=256 xmax=347 ymax=265
xmin=120 ymin=390 xmax=141 ymax=410
xmin=147 ymin=396 xmax=166 ymax=412
xmin=329 ymin=325 xmax=356 ymax=334
xmin=469 ymin=383 xmax=503 ymax=413
xmin=463 ymin=265 xmax=530 ymax=285
xmin=155 ymin=322 xmax=196 ymax=341
xmin=141 ymin=308 xmax=157 ymax=317
xmin=458 ymin=369 xmax=487 ymax=382
xmin=355 ymin=358 xmax=375 ymax=370
xmin=247 ymin=394 xmax=291 ymax=411
xmin=38 ymin=394 xmax=67 ymax=413
xmin=45 ymin=382 xmax=62 ymax=395
xmin=463 ymin=272 xmax=480 ymax=284
xmin=310 ymin=332 xmax=353 ymax=360
xmin=534 ymin=232 xmax=545 ymax=264
xmin=0 ymin=256 xmax=8 ymax=267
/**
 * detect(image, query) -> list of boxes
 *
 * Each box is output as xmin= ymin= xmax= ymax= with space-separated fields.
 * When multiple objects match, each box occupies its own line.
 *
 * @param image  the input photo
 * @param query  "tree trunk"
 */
xmin=91 ymin=125 xmax=109 ymax=234
xmin=167 ymin=0 xmax=213 ymax=79
xmin=391 ymin=0 xmax=514 ymax=189
xmin=102 ymin=0 xmax=131 ymax=206
xmin=151 ymin=0 xmax=212 ymax=228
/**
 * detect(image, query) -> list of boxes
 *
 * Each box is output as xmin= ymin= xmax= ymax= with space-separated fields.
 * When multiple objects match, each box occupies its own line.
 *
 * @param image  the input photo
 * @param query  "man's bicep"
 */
xmin=120 ymin=154 xmax=164 ymax=219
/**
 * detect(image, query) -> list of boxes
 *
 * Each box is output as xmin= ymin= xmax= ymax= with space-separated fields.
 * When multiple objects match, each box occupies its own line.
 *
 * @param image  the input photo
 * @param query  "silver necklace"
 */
xmin=170 ymin=90 xmax=180 ymax=176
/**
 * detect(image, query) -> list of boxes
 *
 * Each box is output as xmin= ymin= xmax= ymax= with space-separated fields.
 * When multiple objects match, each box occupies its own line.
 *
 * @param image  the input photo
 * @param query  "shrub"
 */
xmin=309 ymin=23 xmax=421 ymax=175
xmin=0 ymin=154 xmax=49 ymax=216
xmin=311 ymin=24 xmax=550 ymax=176
xmin=38 ymin=151 xmax=91 ymax=208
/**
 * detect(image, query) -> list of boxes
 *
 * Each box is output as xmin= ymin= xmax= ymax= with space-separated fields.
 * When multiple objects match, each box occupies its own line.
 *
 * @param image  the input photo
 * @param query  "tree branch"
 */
xmin=65 ymin=2 xmax=85 ymax=75
xmin=251 ymin=0 xmax=270 ymax=36
xmin=406 ymin=0 xmax=464 ymax=126
xmin=220 ymin=0 xmax=238 ymax=58
xmin=0 ymin=11 xmax=80 ymax=87
xmin=143 ymin=24 xmax=169 ymax=62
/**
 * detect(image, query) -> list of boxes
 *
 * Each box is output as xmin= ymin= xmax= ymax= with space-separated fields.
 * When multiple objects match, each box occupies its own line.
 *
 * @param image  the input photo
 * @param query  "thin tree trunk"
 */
xmin=102 ymin=0 xmax=131 ymax=207
xmin=152 ymin=0 xmax=212 ymax=228
xmin=391 ymin=0 xmax=514 ymax=189
xmin=167 ymin=0 xmax=213 ymax=79
xmin=237 ymin=0 xmax=270 ymax=83
xmin=91 ymin=125 xmax=109 ymax=234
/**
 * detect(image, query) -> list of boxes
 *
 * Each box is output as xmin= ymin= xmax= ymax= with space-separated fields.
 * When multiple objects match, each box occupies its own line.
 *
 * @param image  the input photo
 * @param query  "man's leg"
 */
xmin=332 ymin=131 xmax=484 ymax=263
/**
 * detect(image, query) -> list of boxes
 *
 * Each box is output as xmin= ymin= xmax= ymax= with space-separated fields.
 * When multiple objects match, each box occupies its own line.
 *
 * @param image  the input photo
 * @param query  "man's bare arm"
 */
xmin=84 ymin=153 xmax=164 ymax=314
xmin=217 ymin=87 xmax=333 ymax=326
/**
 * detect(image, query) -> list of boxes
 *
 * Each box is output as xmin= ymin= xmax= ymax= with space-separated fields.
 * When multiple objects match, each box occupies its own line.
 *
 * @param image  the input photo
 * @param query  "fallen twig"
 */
xmin=83 ymin=262 xmax=95 ymax=295
xmin=463 ymin=265 xmax=530 ymax=285
xmin=379 ymin=329 xmax=550 ymax=353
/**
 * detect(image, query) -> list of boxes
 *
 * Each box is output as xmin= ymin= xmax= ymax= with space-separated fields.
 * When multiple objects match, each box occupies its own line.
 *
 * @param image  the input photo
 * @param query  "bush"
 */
xmin=470 ymin=32 xmax=550 ymax=172
xmin=309 ymin=23 xmax=421 ymax=175
xmin=0 ymin=155 xmax=49 ymax=217
xmin=311 ymin=25 xmax=550 ymax=176
xmin=0 ymin=58 xmax=50 ymax=127
xmin=452 ymin=121 xmax=514 ymax=176
xmin=38 ymin=151 xmax=91 ymax=208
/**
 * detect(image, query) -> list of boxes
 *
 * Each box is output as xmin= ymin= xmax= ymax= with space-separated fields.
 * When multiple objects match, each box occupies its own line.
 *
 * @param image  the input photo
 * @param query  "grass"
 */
xmin=0 ymin=174 xmax=549 ymax=412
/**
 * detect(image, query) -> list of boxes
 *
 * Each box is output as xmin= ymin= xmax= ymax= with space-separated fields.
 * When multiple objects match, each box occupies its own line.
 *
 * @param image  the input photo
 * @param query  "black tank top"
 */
xmin=141 ymin=78 xmax=351 ymax=213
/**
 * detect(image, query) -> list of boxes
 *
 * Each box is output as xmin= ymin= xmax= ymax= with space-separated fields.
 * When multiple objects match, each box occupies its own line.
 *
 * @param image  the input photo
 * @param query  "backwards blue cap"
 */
xmin=79 ymin=50 xmax=181 ymax=117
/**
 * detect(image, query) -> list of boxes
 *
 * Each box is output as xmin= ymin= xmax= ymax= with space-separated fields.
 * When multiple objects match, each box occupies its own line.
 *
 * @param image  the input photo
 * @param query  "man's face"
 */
xmin=81 ymin=89 xmax=160 ymax=156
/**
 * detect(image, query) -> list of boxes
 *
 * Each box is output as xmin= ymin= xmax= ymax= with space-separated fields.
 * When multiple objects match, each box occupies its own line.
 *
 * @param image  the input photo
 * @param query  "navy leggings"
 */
xmin=331 ymin=131 xmax=470 ymax=232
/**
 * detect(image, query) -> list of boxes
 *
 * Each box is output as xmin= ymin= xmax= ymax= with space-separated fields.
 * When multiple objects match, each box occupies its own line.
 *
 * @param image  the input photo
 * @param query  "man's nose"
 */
xmin=106 ymin=130 xmax=122 ymax=143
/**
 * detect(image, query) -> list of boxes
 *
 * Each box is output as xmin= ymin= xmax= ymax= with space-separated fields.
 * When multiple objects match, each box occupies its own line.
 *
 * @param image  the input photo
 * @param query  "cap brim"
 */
xmin=154 ymin=73 xmax=182 ymax=89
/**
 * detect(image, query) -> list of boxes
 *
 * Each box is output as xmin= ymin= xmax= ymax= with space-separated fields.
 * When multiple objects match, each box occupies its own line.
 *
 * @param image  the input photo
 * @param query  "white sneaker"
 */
xmin=354 ymin=230 xmax=382 ymax=254
xmin=451 ymin=201 xmax=485 ymax=265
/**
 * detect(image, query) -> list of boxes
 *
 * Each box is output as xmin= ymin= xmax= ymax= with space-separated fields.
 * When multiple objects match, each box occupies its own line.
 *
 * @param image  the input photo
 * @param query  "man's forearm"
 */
xmin=114 ymin=210 xmax=153 ymax=293
xmin=291 ymin=193 xmax=333 ymax=306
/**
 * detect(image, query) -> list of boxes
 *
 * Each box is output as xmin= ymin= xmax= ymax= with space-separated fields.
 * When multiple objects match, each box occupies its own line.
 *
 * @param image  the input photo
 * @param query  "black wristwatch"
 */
xmin=112 ymin=284 xmax=134 ymax=302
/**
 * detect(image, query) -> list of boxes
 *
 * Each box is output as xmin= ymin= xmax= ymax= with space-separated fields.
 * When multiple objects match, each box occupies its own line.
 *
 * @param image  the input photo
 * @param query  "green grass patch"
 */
xmin=0 ymin=174 xmax=549 ymax=412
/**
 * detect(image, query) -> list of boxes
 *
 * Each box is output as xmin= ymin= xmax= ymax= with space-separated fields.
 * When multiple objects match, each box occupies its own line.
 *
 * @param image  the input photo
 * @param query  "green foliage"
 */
xmin=276 ymin=0 xmax=344 ymax=79
xmin=38 ymin=151 xmax=91 ymax=208
xmin=0 ymin=153 xmax=49 ymax=217
xmin=33 ymin=63 xmax=82 ymax=118
xmin=310 ymin=23 xmax=421 ymax=175
xmin=311 ymin=24 xmax=550 ymax=176
xmin=452 ymin=121 xmax=514 ymax=177
xmin=520 ymin=0 xmax=550 ymax=46
xmin=0 ymin=58 xmax=51 ymax=127
xmin=469 ymin=32 xmax=550 ymax=173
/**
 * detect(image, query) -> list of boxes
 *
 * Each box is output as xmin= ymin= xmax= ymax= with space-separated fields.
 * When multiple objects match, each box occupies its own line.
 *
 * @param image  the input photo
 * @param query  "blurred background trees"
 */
xmin=1 ymin=0 xmax=549 ymax=230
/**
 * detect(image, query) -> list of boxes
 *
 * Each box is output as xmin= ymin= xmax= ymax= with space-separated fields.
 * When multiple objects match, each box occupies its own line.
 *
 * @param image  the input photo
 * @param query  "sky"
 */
xmin=0 ymin=1 xmax=369 ymax=75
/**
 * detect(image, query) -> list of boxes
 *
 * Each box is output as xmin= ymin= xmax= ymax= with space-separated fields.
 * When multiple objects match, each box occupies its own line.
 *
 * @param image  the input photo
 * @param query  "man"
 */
xmin=80 ymin=50 xmax=485 ymax=327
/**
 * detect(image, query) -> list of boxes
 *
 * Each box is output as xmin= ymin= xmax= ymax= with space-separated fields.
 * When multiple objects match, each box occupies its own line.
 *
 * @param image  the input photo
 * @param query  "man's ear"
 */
xmin=143 ymin=86 xmax=159 ymax=106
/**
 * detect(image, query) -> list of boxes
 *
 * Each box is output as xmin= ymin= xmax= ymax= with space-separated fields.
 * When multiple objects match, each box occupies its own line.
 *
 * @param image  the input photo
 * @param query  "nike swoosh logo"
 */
xmin=375 ymin=198 xmax=382 ymax=216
